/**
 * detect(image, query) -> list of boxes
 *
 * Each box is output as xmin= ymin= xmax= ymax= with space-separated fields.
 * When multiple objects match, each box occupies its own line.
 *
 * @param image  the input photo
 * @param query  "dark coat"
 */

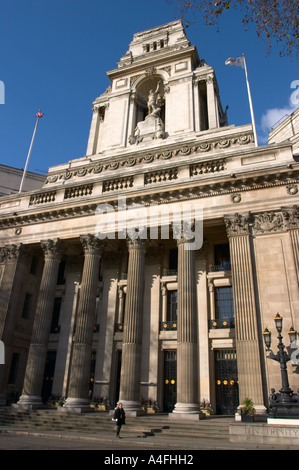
xmin=113 ymin=407 xmax=126 ymax=425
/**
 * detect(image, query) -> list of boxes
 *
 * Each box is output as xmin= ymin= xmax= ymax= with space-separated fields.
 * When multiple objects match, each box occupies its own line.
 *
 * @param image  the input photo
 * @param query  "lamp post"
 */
xmin=262 ymin=314 xmax=299 ymax=419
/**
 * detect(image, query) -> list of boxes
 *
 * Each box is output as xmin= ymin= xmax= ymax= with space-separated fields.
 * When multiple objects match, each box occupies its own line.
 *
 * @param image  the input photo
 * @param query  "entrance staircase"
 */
xmin=0 ymin=408 xmax=233 ymax=447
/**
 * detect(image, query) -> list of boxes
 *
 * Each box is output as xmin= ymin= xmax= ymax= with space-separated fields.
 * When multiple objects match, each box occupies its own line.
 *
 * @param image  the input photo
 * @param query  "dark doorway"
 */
xmin=163 ymin=350 xmax=177 ymax=412
xmin=41 ymin=351 xmax=57 ymax=403
xmin=114 ymin=351 xmax=122 ymax=407
xmin=215 ymin=350 xmax=239 ymax=415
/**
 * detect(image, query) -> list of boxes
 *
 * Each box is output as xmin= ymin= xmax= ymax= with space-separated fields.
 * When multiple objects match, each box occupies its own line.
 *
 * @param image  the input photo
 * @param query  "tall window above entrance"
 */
xmin=215 ymin=286 xmax=234 ymax=325
xmin=167 ymin=290 xmax=177 ymax=323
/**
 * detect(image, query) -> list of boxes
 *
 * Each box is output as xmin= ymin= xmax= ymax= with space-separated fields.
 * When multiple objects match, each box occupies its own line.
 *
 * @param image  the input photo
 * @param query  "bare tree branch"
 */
xmin=168 ymin=0 xmax=299 ymax=58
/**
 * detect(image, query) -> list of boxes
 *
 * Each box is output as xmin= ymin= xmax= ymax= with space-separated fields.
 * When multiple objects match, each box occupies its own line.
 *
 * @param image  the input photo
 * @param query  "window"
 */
xmin=212 ymin=243 xmax=231 ymax=271
xmin=8 ymin=353 xmax=20 ymax=384
xmin=215 ymin=286 xmax=234 ymax=320
xmin=167 ymin=290 xmax=177 ymax=323
xmin=57 ymin=260 xmax=66 ymax=285
xmin=22 ymin=293 xmax=32 ymax=319
xmin=169 ymin=248 xmax=178 ymax=270
xmin=50 ymin=298 xmax=62 ymax=333
xmin=30 ymin=255 xmax=38 ymax=275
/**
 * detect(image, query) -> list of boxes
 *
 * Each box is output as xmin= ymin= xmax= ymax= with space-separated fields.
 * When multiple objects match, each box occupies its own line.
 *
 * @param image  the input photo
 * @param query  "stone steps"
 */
xmin=0 ymin=408 xmax=232 ymax=441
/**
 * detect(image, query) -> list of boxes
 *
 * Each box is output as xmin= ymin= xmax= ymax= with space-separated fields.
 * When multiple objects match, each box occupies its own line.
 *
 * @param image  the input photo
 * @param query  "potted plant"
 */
xmin=140 ymin=397 xmax=159 ymax=413
xmin=90 ymin=395 xmax=108 ymax=410
xmin=199 ymin=398 xmax=213 ymax=416
xmin=241 ymin=398 xmax=255 ymax=422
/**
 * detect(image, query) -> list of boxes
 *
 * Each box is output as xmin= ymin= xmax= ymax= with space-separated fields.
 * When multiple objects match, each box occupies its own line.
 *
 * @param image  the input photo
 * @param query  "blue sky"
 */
xmin=0 ymin=0 xmax=298 ymax=176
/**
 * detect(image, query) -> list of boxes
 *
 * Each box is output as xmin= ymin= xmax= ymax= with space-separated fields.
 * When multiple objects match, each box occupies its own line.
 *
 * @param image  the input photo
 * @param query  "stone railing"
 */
xmin=190 ymin=159 xmax=226 ymax=176
xmin=29 ymin=191 xmax=56 ymax=205
xmin=64 ymin=184 xmax=93 ymax=199
xmin=103 ymin=177 xmax=134 ymax=192
xmin=144 ymin=168 xmax=178 ymax=185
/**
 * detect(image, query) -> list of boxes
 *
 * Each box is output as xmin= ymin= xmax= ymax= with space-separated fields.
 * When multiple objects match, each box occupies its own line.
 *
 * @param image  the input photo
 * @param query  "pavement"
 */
xmin=1 ymin=424 xmax=298 ymax=451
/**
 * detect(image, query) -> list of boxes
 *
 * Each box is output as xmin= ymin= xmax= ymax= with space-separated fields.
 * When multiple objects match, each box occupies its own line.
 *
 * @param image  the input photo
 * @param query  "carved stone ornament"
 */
xmin=282 ymin=205 xmax=299 ymax=229
xmin=252 ymin=211 xmax=284 ymax=235
xmin=126 ymin=237 xmax=147 ymax=252
xmin=41 ymin=239 xmax=62 ymax=260
xmin=0 ymin=244 xmax=25 ymax=263
xmin=80 ymin=234 xmax=103 ymax=256
xmin=224 ymin=213 xmax=251 ymax=237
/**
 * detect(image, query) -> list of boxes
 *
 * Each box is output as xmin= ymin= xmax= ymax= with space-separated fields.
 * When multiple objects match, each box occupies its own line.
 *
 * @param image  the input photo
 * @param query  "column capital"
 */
xmin=126 ymin=237 xmax=147 ymax=252
xmin=224 ymin=212 xmax=251 ymax=237
xmin=80 ymin=234 xmax=103 ymax=256
xmin=282 ymin=205 xmax=299 ymax=230
xmin=41 ymin=239 xmax=62 ymax=260
xmin=0 ymin=243 xmax=30 ymax=264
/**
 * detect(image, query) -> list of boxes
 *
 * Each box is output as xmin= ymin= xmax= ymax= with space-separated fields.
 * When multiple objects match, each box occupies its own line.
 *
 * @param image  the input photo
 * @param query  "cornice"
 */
xmin=1 ymin=165 xmax=298 ymax=232
xmin=44 ymin=129 xmax=254 ymax=186
xmin=107 ymin=46 xmax=199 ymax=79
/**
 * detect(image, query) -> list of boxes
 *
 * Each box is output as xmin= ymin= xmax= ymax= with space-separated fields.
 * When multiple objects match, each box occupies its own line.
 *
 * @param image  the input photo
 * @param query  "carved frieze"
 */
xmin=225 ymin=207 xmax=299 ymax=237
xmin=44 ymin=135 xmax=253 ymax=185
xmin=252 ymin=211 xmax=284 ymax=235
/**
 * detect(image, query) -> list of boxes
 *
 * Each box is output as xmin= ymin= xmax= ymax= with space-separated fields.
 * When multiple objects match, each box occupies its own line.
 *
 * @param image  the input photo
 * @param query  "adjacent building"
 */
xmin=0 ymin=21 xmax=298 ymax=418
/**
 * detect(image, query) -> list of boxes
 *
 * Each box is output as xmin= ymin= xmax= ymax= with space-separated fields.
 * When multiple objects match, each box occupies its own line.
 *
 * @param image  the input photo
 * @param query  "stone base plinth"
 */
xmin=230 ymin=422 xmax=299 ymax=446
xmin=114 ymin=400 xmax=144 ymax=417
xmin=169 ymin=403 xmax=204 ymax=421
xmin=169 ymin=412 xmax=204 ymax=421
xmin=13 ymin=395 xmax=46 ymax=410
xmin=136 ymin=115 xmax=165 ymax=141
xmin=61 ymin=397 xmax=93 ymax=413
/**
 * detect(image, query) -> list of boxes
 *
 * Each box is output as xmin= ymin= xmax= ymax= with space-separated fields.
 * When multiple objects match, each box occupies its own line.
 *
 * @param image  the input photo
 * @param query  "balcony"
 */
xmin=209 ymin=262 xmax=231 ymax=272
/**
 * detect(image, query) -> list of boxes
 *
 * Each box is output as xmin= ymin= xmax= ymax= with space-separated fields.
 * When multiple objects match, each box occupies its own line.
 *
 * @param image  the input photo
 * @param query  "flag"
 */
xmin=36 ymin=111 xmax=43 ymax=118
xmin=225 ymin=57 xmax=245 ymax=69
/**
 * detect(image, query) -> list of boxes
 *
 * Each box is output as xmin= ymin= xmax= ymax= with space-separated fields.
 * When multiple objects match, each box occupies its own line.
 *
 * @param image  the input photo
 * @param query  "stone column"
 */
xmin=17 ymin=239 xmax=62 ymax=409
xmin=206 ymin=75 xmax=219 ymax=129
xmin=119 ymin=238 xmax=146 ymax=415
xmin=224 ymin=213 xmax=265 ymax=413
xmin=172 ymin=236 xmax=199 ymax=419
xmin=0 ymin=244 xmax=29 ymax=405
xmin=64 ymin=234 xmax=102 ymax=412
xmin=282 ymin=205 xmax=299 ymax=286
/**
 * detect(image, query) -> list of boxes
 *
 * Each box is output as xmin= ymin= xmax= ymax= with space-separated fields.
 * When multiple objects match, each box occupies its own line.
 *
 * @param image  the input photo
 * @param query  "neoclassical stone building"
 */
xmin=0 ymin=21 xmax=298 ymax=418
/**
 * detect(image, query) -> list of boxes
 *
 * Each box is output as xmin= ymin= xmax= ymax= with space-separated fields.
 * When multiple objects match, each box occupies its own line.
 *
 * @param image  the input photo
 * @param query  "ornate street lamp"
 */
xmin=262 ymin=314 xmax=299 ymax=419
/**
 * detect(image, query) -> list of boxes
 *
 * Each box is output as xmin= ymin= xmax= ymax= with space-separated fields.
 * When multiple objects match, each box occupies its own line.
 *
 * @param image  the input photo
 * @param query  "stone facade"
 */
xmin=0 ymin=21 xmax=298 ymax=417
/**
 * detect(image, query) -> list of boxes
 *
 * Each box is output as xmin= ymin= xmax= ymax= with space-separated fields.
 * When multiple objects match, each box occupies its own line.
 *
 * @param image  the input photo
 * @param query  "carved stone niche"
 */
xmin=129 ymin=76 xmax=166 ymax=144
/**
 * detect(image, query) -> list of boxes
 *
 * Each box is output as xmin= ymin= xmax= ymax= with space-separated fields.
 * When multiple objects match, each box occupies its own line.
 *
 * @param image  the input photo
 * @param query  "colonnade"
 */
xmin=1 ymin=207 xmax=298 ymax=414
xmin=0 ymin=233 xmax=201 ymax=416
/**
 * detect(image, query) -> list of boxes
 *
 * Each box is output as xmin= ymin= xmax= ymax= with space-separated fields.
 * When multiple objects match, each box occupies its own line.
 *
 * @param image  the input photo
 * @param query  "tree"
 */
xmin=169 ymin=0 xmax=299 ymax=58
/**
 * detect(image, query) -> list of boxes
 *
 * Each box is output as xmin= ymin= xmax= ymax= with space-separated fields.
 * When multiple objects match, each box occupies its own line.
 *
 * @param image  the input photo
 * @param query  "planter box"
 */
xmin=241 ymin=413 xmax=254 ymax=422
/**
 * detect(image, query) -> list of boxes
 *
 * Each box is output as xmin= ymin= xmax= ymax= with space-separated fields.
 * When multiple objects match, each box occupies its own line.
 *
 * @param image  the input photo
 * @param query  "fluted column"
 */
xmin=17 ymin=239 xmax=62 ymax=409
xmin=172 ymin=236 xmax=199 ymax=418
xmin=282 ymin=205 xmax=299 ymax=286
xmin=64 ymin=234 xmax=102 ymax=412
xmin=224 ymin=214 xmax=265 ymax=412
xmin=0 ymin=244 xmax=29 ymax=405
xmin=119 ymin=238 xmax=146 ymax=414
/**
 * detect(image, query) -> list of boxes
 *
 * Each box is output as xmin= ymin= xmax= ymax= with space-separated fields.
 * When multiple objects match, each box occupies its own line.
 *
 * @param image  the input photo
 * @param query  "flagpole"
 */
xmin=19 ymin=111 xmax=43 ymax=193
xmin=242 ymin=53 xmax=258 ymax=147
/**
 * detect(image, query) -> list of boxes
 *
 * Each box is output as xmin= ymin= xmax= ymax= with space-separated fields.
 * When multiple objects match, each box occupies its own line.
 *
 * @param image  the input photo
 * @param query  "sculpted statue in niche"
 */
xmin=129 ymin=77 xmax=165 ymax=144
xmin=147 ymin=81 xmax=162 ymax=117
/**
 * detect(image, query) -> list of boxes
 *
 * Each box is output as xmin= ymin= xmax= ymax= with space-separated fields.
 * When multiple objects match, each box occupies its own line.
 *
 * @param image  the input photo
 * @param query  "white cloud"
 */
xmin=260 ymin=104 xmax=297 ymax=135
xmin=259 ymin=81 xmax=299 ymax=144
